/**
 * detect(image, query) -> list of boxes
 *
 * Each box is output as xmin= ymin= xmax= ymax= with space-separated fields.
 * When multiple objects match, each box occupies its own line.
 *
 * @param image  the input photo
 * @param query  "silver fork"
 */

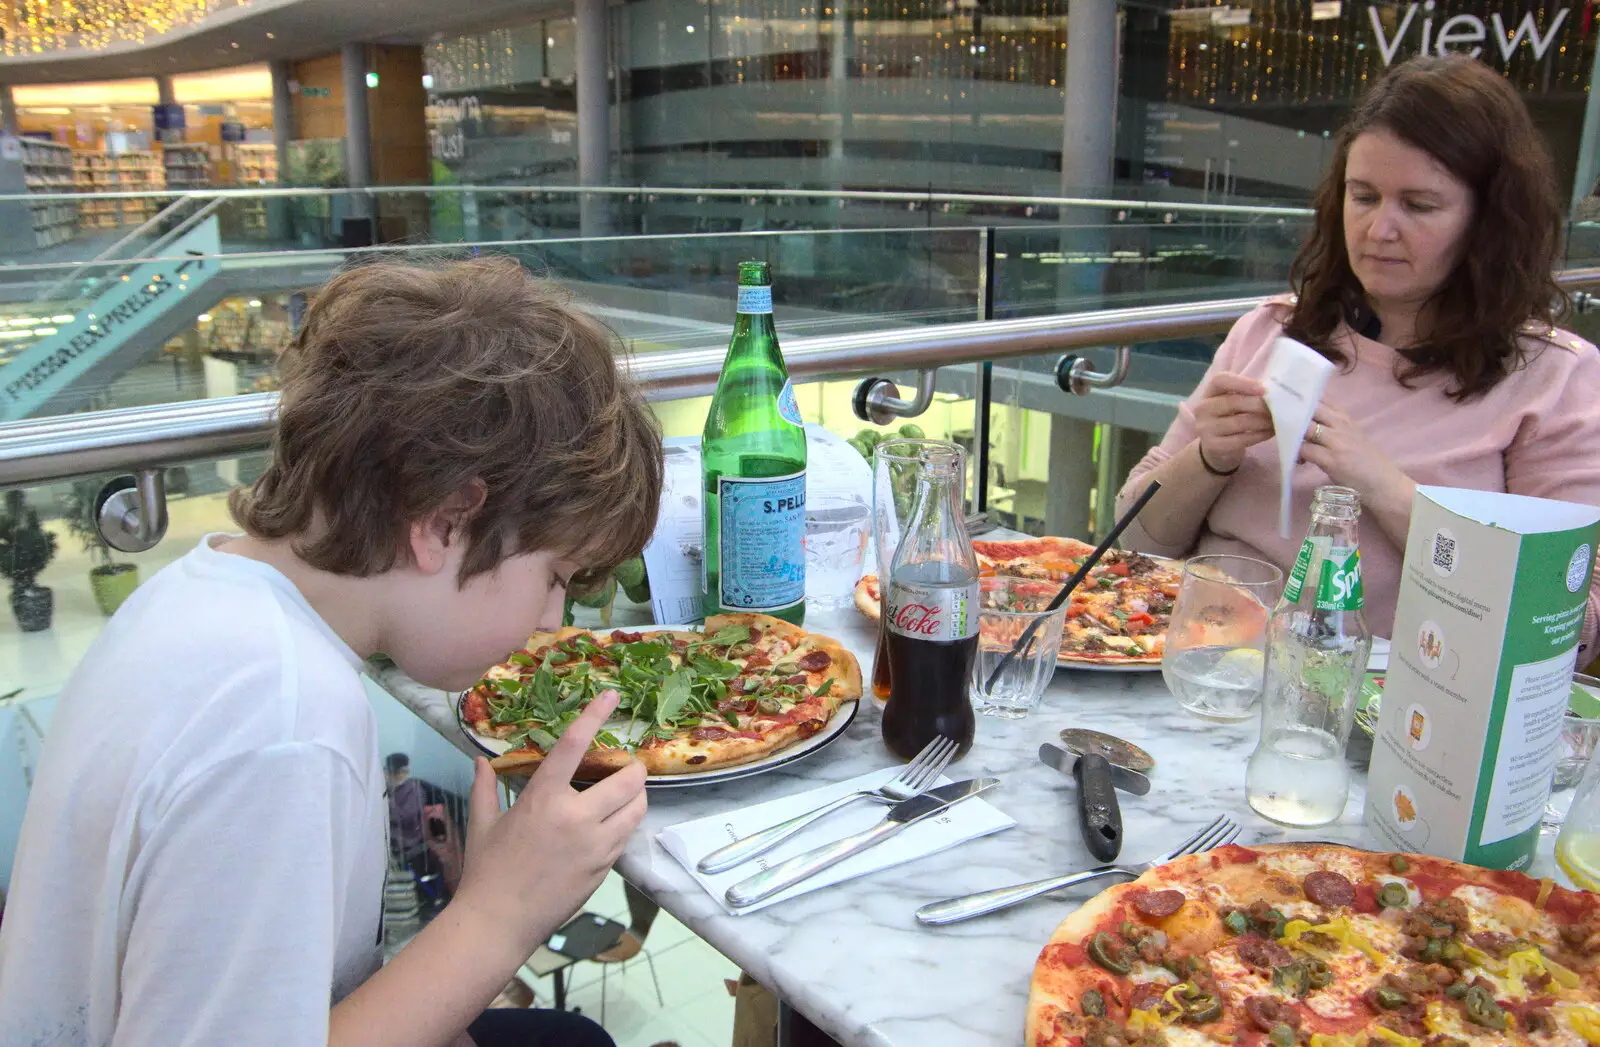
xmin=697 ymin=735 xmax=960 ymax=874
xmin=914 ymin=813 xmax=1241 ymax=925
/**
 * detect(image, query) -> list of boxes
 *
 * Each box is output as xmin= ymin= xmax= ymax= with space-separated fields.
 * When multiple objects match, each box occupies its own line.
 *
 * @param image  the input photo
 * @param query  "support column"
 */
xmin=1057 ymin=0 xmax=1118 ymax=308
xmin=155 ymin=74 xmax=176 ymax=107
xmin=1060 ymin=0 xmax=1116 ymax=196
xmin=826 ymin=13 xmax=851 ymax=188
xmin=341 ymin=43 xmax=374 ymax=222
xmin=269 ymin=59 xmax=293 ymax=184
xmin=0 ymin=86 xmax=17 ymax=136
xmin=575 ymin=0 xmax=609 ymax=239
xmin=267 ymin=59 xmax=294 ymax=240
xmin=1045 ymin=415 xmax=1096 ymax=540
xmin=1572 ymin=40 xmax=1600 ymax=216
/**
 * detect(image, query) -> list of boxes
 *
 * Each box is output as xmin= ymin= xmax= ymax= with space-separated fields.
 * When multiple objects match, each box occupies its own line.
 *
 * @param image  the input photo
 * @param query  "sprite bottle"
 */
xmin=701 ymin=261 xmax=807 ymax=624
xmin=1246 ymin=485 xmax=1373 ymax=827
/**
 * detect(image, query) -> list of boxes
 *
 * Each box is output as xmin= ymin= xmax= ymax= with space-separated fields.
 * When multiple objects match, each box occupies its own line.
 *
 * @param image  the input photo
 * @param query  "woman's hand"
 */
xmin=1191 ymin=371 xmax=1274 ymax=473
xmin=1299 ymin=404 xmax=1418 ymax=548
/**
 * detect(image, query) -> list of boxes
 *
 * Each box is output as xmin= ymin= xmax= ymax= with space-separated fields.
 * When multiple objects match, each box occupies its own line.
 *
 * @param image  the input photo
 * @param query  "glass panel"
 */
xmin=0 ymin=226 xmax=985 ymax=420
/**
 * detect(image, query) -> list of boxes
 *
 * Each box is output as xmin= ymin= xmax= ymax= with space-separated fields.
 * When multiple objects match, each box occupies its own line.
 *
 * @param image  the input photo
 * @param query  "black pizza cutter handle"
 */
xmin=1074 ymin=752 xmax=1124 ymax=862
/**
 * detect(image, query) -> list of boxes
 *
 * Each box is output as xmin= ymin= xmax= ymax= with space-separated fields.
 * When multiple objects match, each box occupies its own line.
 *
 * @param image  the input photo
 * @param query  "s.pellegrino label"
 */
xmin=886 ymin=580 xmax=978 ymax=641
xmin=1314 ymin=546 xmax=1364 ymax=611
xmin=716 ymin=471 xmax=805 ymax=613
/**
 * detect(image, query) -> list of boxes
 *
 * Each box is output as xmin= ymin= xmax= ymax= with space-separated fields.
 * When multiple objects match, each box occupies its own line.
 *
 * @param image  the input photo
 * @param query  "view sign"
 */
xmin=1367 ymin=3 xmax=1570 ymax=66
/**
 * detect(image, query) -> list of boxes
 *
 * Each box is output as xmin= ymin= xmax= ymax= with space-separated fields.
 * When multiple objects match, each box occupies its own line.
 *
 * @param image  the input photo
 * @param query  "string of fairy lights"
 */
xmin=424 ymin=0 xmax=1593 ymax=108
xmin=0 ymin=0 xmax=234 ymax=55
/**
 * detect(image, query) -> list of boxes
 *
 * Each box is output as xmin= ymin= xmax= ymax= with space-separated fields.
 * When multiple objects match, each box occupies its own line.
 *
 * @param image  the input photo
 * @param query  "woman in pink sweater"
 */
xmin=1118 ymin=55 xmax=1600 ymax=659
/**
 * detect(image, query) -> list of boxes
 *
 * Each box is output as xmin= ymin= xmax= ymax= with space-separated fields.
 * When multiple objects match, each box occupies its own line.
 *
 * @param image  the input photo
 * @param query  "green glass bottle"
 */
xmin=701 ymin=261 xmax=807 ymax=625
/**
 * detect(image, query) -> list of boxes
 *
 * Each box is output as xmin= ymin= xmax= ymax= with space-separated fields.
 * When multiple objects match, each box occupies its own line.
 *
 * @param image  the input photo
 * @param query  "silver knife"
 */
xmin=1038 ymin=743 xmax=1151 ymax=795
xmin=723 ymin=777 xmax=1000 ymax=909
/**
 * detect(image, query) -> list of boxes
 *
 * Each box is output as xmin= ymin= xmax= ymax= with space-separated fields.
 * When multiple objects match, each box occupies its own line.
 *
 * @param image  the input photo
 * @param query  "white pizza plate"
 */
xmin=456 ymin=624 xmax=862 ymax=790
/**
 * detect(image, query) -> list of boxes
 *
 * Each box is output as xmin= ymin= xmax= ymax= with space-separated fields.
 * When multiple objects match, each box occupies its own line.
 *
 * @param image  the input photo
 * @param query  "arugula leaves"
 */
xmin=484 ymin=626 xmax=811 ymax=754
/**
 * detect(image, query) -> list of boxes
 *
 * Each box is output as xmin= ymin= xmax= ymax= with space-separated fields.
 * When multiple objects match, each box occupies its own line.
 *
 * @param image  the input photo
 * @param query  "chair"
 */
xmin=517 ymin=882 xmax=664 ymax=1024
xmin=590 ymin=882 xmax=665 ymax=1025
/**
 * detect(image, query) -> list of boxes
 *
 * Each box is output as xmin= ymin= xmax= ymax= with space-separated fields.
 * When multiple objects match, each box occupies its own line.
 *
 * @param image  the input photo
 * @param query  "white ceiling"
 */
xmin=0 ymin=0 xmax=574 ymax=84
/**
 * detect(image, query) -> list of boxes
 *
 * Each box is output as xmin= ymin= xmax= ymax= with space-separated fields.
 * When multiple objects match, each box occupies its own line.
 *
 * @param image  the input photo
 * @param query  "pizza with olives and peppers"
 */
xmin=460 ymin=613 xmax=863 ymax=779
xmin=1027 ymin=842 xmax=1600 ymax=1047
xmin=855 ymin=537 xmax=1184 ymax=666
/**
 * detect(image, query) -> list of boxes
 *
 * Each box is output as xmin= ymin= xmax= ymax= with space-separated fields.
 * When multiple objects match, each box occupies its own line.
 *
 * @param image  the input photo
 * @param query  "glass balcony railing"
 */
xmin=1 ymin=185 xmax=1316 ymax=266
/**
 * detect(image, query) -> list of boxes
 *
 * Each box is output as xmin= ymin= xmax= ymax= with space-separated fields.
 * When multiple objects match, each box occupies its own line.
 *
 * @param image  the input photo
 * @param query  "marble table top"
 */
xmin=370 ymin=605 xmax=1565 ymax=1047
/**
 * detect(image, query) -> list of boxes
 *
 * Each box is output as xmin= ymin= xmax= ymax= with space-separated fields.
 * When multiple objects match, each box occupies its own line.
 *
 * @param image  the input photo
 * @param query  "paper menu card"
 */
xmin=639 ymin=427 xmax=873 ymax=625
xmin=1262 ymin=336 xmax=1336 ymax=539
xmin=1363 ymin=486 xmax=1600 ymax=870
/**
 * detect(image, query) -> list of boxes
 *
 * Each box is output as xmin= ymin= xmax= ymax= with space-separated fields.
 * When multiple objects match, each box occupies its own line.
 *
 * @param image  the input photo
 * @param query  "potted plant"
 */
xmin=0 ymin=495 xmax=58 ymax=632
xmin=62 ymin=480 xmax=140 ymax=616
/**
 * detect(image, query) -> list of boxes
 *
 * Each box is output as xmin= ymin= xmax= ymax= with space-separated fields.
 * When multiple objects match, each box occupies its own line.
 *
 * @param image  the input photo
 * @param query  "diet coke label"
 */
xmin=886 ymin=580 xmax=978 ymax=642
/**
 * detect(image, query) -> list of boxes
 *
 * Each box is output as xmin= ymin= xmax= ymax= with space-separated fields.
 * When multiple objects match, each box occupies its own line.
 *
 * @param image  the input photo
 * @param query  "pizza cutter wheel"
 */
xmin=1059 ymin=728 xmax=1155 ymax=773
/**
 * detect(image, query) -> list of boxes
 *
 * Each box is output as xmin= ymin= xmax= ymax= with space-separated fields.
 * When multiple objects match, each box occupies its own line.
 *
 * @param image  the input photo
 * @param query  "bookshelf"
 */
xmin=74 ymin=150 xmax=166 ymax=229
xmin=229 ymin=143 xmax=279 ymax=238
xmin=161 ymin=143 xmax=212 ymax=190
xmin=20 ymin=139 xmax=78 ymax=248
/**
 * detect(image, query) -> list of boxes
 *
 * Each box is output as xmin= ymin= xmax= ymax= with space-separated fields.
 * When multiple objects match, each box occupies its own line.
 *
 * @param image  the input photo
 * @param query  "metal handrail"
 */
xmin=30 ymin=195 xmax=201 ymax=303
xmin=0 ymin=183 xmax=1318 ymax=219
xmin=1 ymin=266 xmax=1597 ymax=488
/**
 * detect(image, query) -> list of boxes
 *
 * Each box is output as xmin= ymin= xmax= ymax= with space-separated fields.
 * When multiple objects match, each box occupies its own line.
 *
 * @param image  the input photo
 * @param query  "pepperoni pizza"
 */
xmin=1028 ymin=842 xmax=1600 ymax=1047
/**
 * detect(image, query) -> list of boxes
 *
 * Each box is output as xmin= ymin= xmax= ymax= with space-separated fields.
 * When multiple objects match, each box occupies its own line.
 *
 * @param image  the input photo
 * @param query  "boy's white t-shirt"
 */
xmin=0 ymin=535 xmax=388 ymax=1047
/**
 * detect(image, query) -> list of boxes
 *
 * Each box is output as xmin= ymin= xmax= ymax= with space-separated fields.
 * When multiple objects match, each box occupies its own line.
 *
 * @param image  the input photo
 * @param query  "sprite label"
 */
xmin=1314 ymin=546 xmax=1364 ymax=611
xmin=1282 ymin=536 xmax=1323 ymax=604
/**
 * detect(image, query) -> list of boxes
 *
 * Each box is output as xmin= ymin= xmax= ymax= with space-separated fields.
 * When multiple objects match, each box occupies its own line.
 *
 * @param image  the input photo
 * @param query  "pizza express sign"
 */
xmin=1366 ymin=3 xmax=1572 ymax=67
xmin=0 ymin=216 xmax=222 ymax=422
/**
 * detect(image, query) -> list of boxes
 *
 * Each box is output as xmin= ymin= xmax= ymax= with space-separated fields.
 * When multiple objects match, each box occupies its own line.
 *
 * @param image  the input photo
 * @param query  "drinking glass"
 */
xmin=1541 ymin=673 xmax=1600 ymax=831
xmin=1557 ymin=726 xmax=1600 ymax=891
xmin=804 ymin=490 xmax=871 ymax=613
xmin=870 ymin=439 xmax=966 ymax=704
xmin=970 ymin=576 xmax=1068 ymax=719
xmin=1161 ymin=554 xmax=1282 ymax=723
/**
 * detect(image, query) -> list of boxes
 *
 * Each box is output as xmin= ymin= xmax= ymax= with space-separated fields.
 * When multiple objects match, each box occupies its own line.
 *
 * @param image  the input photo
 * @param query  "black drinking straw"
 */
xmin=981 ymin=480 xmax=1163 ymax=691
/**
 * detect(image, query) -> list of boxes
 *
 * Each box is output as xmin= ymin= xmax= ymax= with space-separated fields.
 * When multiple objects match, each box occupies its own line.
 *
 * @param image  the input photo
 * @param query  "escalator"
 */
xmin=0 ymin=214 xmax=342 ymax=422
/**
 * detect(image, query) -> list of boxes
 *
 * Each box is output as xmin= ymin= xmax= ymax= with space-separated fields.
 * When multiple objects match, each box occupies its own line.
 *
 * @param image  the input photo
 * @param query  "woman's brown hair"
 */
xmin=231 ymin=256 xmax=663 ymax=586
xmin=1284 ymin=54 xmax=1565 ymax=402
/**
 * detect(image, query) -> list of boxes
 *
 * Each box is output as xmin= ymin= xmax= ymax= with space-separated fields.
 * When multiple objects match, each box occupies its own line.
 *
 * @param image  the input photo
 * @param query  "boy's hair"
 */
xmin=230 ymin=256 xmax=663 ymax=587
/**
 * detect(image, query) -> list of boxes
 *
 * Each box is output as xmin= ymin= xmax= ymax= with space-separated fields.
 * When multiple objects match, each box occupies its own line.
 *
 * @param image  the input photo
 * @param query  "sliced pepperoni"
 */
xmin=1132 ymin=890 xmax=1186 ymax=918
xmin=691 ymin=726 xmax=733 ymax=741
xmin=743 ymin=651 xmax=773 ymax=669
xmin=1236 ymin=937 xmax=1293 ymax=971
xmin=798 ymin=649 xmax=832 ymax=672
xmin=786 ymin=674 xmax=809 ymax=687
xmin=747 ymin=627 xmax=763 ymax=642
xmin=612 ymin=630 xmax=643 ymax=644
xmin=1302 ymin=870 xmax=1355 ymax=908
xmin=1244 ymin=995 xmax=1300 ymax=1033
xmin=588 ymin=652 xmax=617 ymax=668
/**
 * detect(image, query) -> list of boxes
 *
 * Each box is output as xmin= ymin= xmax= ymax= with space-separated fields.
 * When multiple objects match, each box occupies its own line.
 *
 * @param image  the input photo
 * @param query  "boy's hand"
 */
xmin=455 ymin=689 xmax=648 ymax=951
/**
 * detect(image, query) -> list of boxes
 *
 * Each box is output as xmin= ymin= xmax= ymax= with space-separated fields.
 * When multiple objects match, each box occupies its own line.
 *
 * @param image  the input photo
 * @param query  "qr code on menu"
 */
xmin=1431 ymin=531 xmax=1457 ymax=576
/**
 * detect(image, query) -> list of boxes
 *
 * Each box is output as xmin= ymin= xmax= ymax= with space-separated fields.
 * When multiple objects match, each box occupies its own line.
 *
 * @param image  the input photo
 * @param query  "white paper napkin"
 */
xmin=656 ymin=768 xmax=1016 ymax=914
xmin=1262 ymin=336 xmax=1336 ymax=539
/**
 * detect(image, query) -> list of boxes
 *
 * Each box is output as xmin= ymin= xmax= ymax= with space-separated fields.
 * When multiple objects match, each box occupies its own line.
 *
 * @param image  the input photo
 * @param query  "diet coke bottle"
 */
xmin=882 ymin=446 xmax=978 ymax=761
